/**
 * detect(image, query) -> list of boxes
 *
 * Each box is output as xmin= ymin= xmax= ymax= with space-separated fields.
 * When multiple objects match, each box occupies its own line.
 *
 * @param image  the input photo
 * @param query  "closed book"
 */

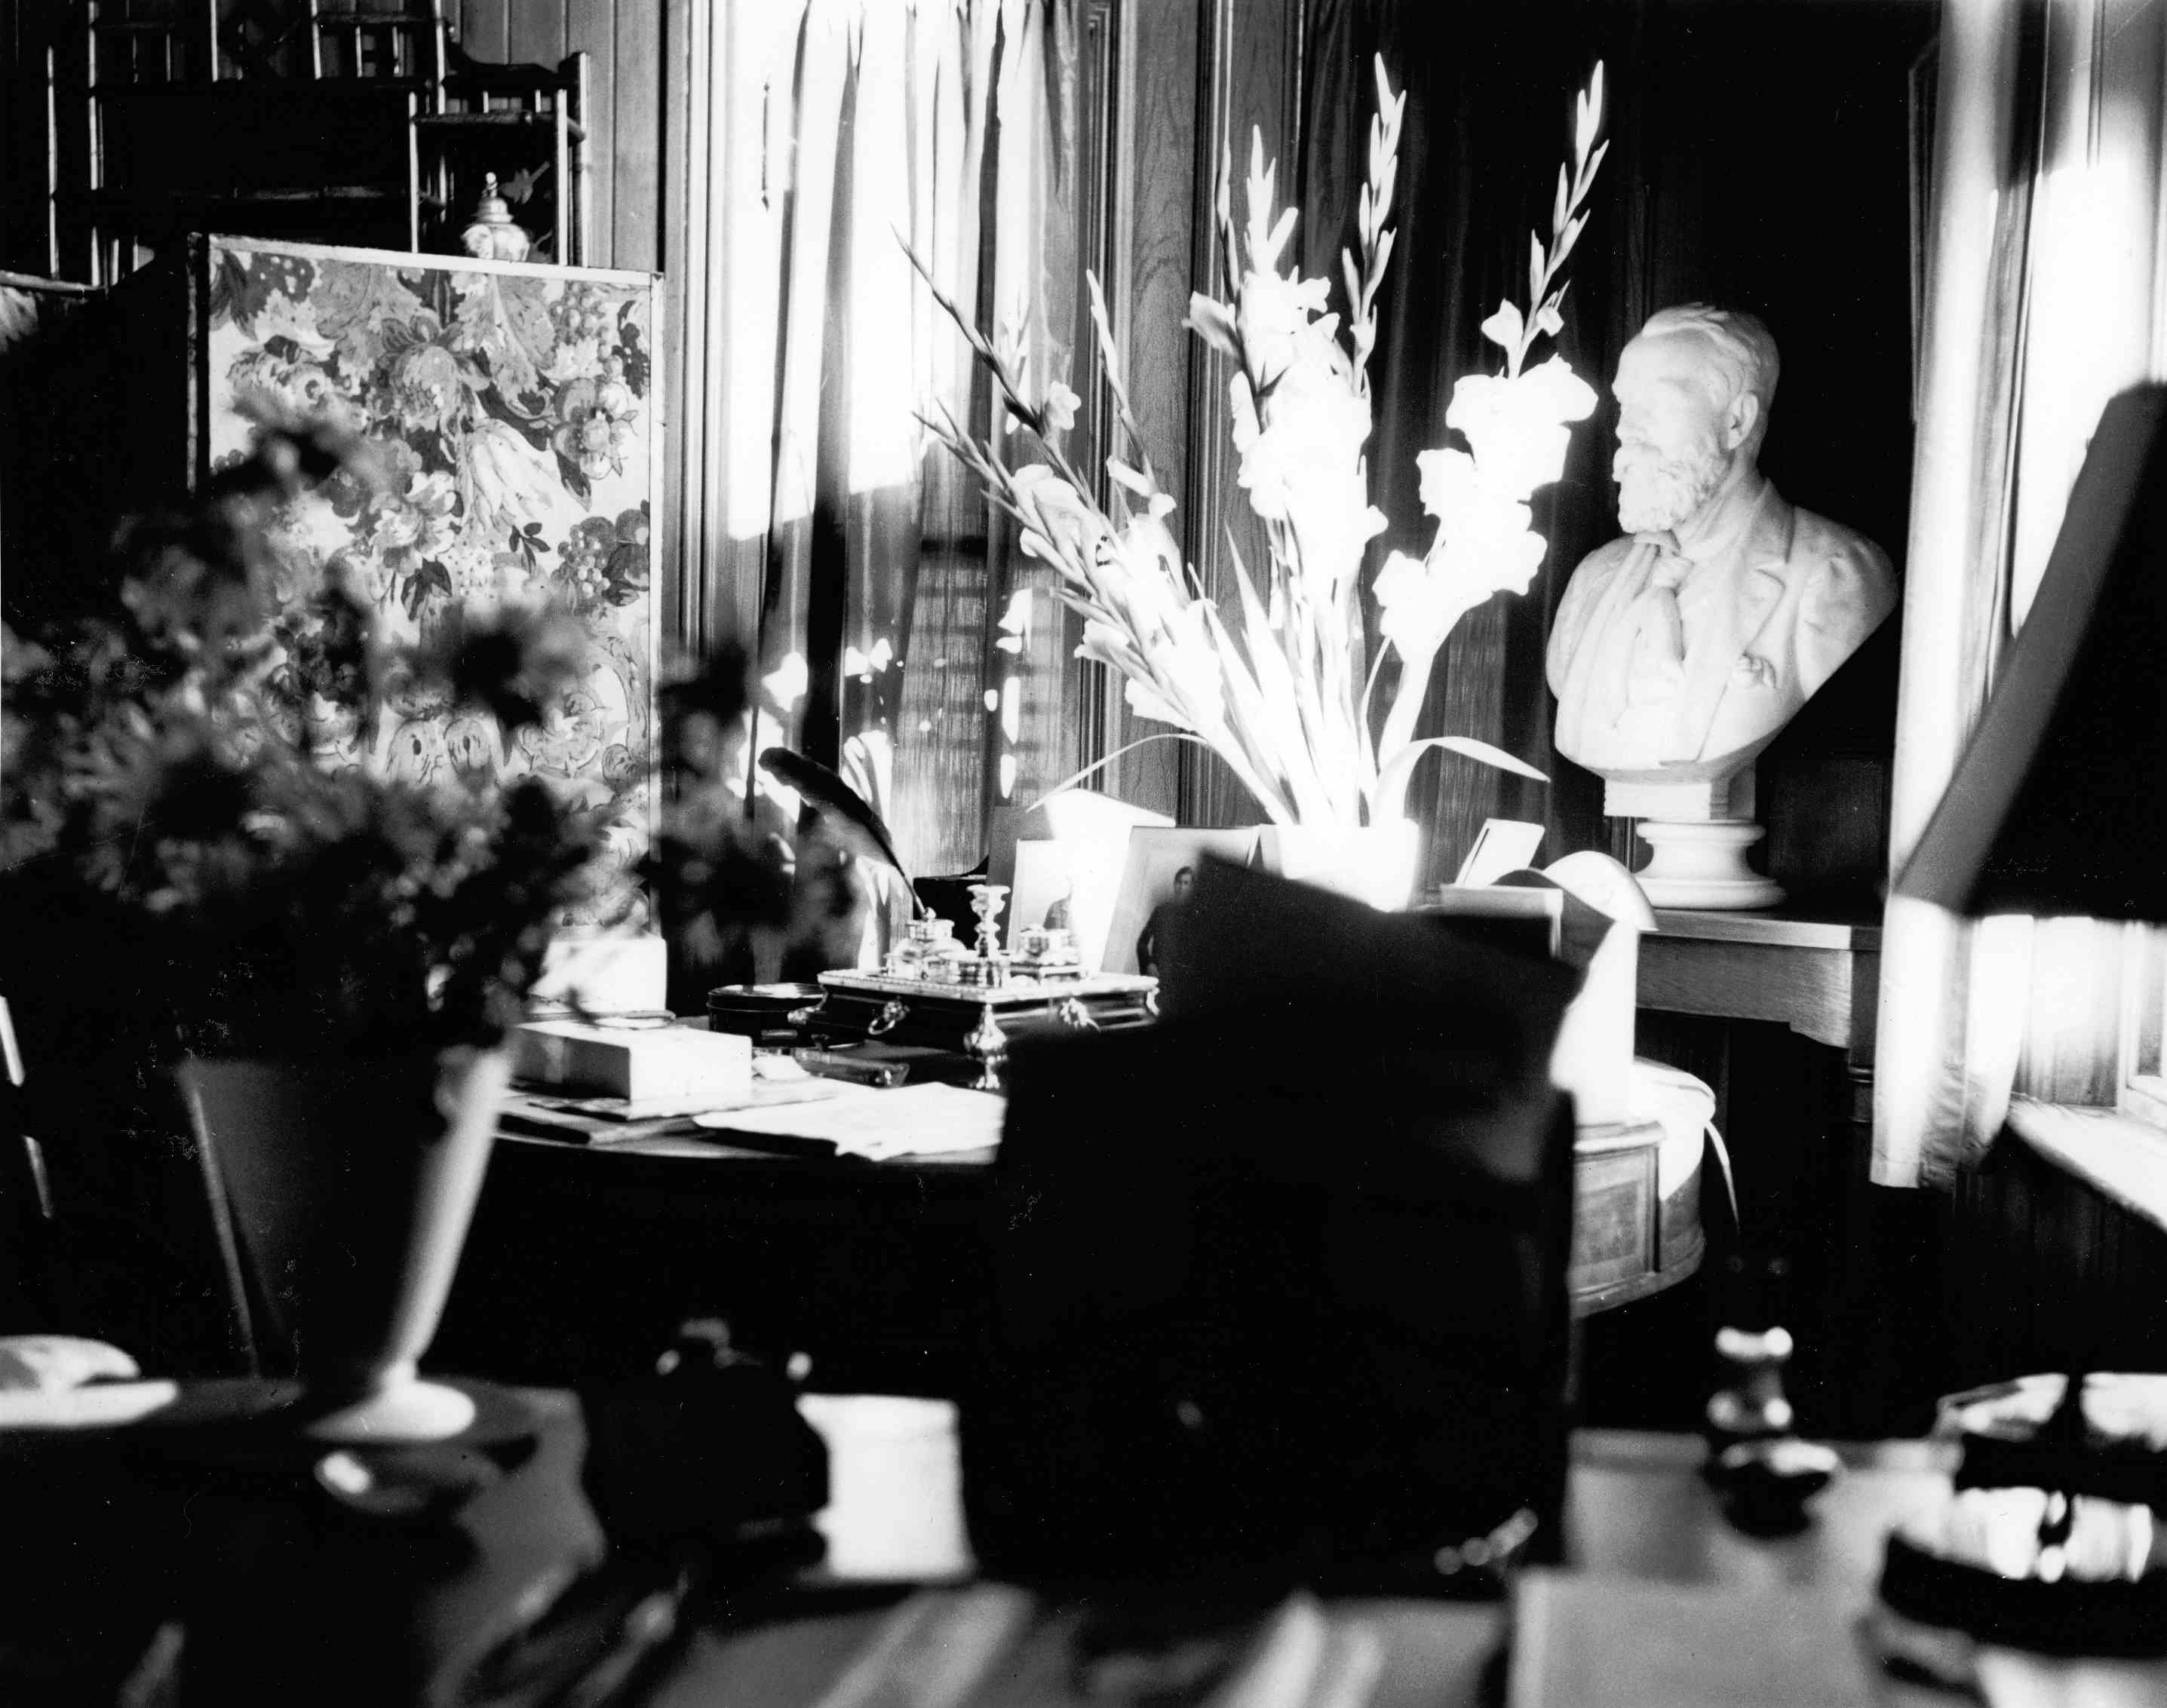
xmin=513 ymin=1020 xmax=751 ymax=1102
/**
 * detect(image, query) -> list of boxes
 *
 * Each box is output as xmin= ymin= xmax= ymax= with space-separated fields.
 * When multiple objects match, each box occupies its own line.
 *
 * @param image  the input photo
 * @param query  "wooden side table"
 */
xmin=1638 ymin=908 xmax=1881 ymax=1126
xmin=1631 ymin=906 xmax=1895 ymax=1432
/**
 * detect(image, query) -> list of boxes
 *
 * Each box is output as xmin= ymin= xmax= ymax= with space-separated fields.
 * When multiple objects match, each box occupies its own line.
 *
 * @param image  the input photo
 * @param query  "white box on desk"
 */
xmin=1422 ymin=882 xmax=1640 ymax=1128
xmin=512 ymin=1020 xmax=751 ymax=1102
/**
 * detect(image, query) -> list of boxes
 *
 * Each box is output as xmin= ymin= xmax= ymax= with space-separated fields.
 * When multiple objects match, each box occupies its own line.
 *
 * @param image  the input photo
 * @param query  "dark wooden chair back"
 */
xmin=964 ymin=860 xmax=1583 ymax=1591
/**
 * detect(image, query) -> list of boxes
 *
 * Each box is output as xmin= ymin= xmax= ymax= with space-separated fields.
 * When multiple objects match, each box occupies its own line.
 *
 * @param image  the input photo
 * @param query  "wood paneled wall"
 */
xmin=1085 ymin=0 xmax=1199 ymax=820
xmin=1076 ymin=0 xmax=1303 ymax=824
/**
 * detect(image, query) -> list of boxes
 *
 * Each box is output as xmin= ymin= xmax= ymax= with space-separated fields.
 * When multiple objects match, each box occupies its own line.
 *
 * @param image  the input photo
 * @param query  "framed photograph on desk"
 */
xmin=1101 ymin=828 xmax=1261 ymax=976
xmin=1008 ymin=838 xmax=1126 ymax=971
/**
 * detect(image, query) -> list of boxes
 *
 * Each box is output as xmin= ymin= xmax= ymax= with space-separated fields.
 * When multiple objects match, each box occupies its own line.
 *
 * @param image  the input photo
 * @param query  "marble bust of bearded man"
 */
xmin=1545 ymin=305 xmax=1896 ymax=784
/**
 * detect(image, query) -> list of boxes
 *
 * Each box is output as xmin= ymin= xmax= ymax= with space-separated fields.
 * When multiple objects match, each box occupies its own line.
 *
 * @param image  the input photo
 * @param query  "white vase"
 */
xmin=1254 ymin=820 xmax=1423 ymax=910
xmin=177 ymin=1046 xmax=512 ymax=1443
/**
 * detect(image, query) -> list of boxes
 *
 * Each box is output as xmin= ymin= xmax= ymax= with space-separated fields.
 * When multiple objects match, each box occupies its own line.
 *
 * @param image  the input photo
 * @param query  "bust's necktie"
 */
xmin=1614 ymin=532 xmax=1691 ymax=714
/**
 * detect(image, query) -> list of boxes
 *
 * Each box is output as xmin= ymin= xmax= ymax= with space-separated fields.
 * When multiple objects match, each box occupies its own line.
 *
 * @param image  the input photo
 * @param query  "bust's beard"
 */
xmin=1614 ymin=439 xmax=1728 ymax=535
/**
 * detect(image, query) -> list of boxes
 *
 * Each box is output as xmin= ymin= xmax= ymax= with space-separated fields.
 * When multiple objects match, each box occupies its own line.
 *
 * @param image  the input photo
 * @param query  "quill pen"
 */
xmin=757 ymin=747 xmax=925 ymax=916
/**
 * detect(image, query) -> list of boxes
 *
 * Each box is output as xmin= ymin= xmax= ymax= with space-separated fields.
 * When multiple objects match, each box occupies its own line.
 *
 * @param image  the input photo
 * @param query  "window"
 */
xmin=2118 ymin=925 xmax=2167 ymax=1127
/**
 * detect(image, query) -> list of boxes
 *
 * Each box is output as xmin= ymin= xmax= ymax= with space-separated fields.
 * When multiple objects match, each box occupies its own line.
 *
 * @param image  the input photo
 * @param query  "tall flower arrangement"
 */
xmin=915 ymin=59 xmax=1608 ymax=831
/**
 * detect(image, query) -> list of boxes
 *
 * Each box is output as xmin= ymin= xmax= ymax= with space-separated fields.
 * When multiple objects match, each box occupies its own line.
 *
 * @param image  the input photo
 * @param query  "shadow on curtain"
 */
xmin=698 ymin=0 xmax=1079 ymax=882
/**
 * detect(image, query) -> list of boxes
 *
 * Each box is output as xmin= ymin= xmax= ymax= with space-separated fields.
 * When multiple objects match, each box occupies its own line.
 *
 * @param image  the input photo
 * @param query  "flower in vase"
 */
xmin=1041 ymin=380 xmax=1082 ymax=434
xmin=1229 ymin=337 xmax=1386 ymax=611
xmin=1077 ymin=618 xmax=1153 ymax=685
xmin=1374 ymin=498 xmax=1545 ymax=658
xmin=1011 ymin=462 xmax=1110 ymax=573
xmin=912 ymin=55 xmax=1607 ymax=833
xmin=1443 ymin=357 xmax=1599 ymax=499
xmin=1118 ymin=603 xmax=1223 ymax=734
xmin=1375 ymin=351 xmax=1601 ymax=661
xmin=1097 ymin=511 xmax=1188 ymax=636
xmin=1235 ymin=271 xmax=1332 ymax=387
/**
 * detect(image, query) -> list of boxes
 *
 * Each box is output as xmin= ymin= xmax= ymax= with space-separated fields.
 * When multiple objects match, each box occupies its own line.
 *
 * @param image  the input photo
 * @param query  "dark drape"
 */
xmin=1302 ymin=0 xmax=1932 ymax=890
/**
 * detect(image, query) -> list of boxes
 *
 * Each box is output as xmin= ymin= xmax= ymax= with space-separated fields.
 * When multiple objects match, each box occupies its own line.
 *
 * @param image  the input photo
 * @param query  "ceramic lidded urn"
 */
xmin=461 ymin=174 xmax=533 ymax=263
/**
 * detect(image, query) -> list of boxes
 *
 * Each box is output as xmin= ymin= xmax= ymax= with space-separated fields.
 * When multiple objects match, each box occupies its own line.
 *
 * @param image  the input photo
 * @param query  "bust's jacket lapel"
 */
xmin=1689 ymin=492 xmax=1804 ymax=762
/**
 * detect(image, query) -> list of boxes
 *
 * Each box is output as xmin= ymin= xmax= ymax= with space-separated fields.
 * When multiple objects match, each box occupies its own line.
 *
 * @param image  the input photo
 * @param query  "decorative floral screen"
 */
xmin=202 ymin=238 xmax=659 ymax=921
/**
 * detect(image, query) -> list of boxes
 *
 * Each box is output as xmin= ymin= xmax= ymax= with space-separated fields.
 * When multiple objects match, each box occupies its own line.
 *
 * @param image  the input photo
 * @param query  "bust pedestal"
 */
xmin=1605 ymin=770 xmax=1783 ymax=911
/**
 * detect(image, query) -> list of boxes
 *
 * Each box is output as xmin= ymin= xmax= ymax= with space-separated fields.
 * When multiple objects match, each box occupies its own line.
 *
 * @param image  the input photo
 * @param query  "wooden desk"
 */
xmin=787 ymin=1400 xmax=1951 ymax=1593
xmin=443 ymin=1098 xmax=1697 ymax=1397
xmin=659 ymin=1401 xmax=2165 ymax=1707
xmin=437 ymin=1133 xmax=995 ymax=1395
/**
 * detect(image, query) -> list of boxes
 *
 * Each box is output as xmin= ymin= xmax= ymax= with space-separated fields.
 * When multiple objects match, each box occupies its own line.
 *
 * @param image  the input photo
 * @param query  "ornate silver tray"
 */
xmin=801 ymin=971 xmax=1160 ymax=1089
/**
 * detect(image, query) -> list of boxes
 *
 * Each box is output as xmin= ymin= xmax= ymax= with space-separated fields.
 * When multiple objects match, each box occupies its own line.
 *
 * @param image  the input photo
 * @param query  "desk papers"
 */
xmin=695 ymin=1083 xmax=1005 ymax=1161
xmin=499 ymin=1074 xmax=846 ymax=1144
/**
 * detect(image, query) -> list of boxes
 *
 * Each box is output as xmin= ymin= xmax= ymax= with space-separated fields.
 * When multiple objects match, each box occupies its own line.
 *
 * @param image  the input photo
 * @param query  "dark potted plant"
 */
xmin=2 ymin=405 xmax=615 ymax=1441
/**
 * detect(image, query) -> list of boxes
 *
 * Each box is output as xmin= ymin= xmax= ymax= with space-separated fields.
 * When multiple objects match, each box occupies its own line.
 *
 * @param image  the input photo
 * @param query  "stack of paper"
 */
xmin=695 ymin=1082 xmax=1005 ymax=1161
xmin=513 ymin=1018 xmax=752 ymax=1101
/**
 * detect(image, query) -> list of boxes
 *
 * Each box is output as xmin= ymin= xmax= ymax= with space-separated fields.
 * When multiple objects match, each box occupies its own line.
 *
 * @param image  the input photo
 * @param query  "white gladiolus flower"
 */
xmin=1235 ymin=270 xmax=1331 ymax=384
xmin=1093 ymin=521 xmax=1185 ymax=648
xmin=1119 ymin=603 xmax=1222 ymax=733
xmin=1416 ymin=447 xmax=1481 ymax=521
xmin=1230 ymin=341 xmax=1372 ymax=550
xmin=1443 ymin=357 xmax=1598 ymax=499
xmin=1077 ymin=618 xmax=1130 ymax=665
xmin=1372 ymin=548 xmax=1449 ymax=655
xmin=1439 ymin=495 xmax=1546 ymax=596
xmin=1375 ymin=488 xmax=1546 ymax=659
xmin=1042 ymin=380 xmax=1081 ymax=432
xmin=908 ymin=52 xmax=1607 ymax=829
xmin=1011 ymin=463 xmax=1107 ymax=572
xmin=1159 ymin=603 xmax=1225 ymax=713
xmin=1123 ymin=676 xmax=1192 ymax=729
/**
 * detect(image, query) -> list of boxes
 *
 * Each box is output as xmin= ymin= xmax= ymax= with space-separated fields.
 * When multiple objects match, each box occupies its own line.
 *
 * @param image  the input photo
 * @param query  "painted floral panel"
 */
xmin=202 ymin=238 xmax=657 ymax=924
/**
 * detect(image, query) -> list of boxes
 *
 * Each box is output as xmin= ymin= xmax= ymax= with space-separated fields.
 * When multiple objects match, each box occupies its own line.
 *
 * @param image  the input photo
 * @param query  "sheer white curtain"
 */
xmin=673 ymin=0 xmax=1078 ymax=878
xmin=1874 ymin=0 xmax=2167 ymax=1187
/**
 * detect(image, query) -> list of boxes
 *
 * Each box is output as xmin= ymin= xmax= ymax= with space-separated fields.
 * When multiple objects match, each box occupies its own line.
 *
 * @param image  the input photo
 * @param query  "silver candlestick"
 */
xmin=967 ymin=882 xmax=1010 ymax=963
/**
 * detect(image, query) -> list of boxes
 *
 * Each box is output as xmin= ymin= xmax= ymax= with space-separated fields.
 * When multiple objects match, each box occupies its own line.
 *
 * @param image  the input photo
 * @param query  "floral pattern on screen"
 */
xmin=202 ymin=240 xmax=655 ymax=923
